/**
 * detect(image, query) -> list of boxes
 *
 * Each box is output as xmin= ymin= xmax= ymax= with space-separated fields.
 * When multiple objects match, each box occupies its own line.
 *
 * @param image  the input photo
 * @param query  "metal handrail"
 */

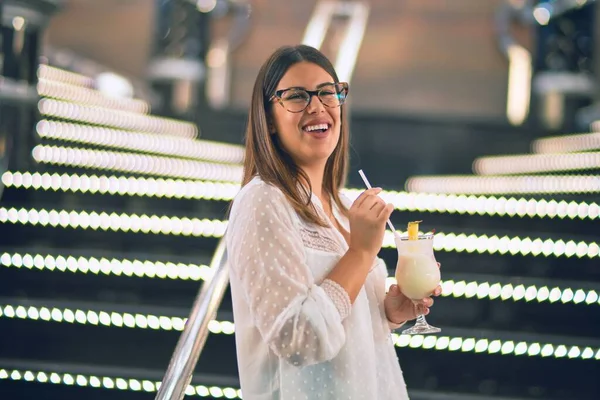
xmin=155 ymin=238 xmax=230 ymax=400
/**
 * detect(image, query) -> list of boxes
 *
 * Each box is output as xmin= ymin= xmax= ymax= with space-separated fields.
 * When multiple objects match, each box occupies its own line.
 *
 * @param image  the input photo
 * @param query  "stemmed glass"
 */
xmin=394 ymin=232 xmax=441 ymax=335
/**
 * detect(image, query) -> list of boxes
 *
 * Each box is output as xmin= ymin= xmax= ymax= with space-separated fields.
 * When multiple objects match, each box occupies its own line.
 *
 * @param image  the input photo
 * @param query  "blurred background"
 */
xmin=0 ymin=0 xmax=599 ymax=399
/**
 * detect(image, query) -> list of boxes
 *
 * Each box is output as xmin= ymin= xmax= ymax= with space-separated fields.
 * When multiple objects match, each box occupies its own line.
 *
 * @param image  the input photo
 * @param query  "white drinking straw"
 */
xmin=357 ymin=169 xmax=397 ymax=235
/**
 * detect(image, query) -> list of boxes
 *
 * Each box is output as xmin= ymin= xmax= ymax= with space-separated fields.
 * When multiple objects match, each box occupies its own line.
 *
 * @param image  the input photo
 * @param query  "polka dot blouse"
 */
xmin=226 ymin=177 xmax=409 ymax=400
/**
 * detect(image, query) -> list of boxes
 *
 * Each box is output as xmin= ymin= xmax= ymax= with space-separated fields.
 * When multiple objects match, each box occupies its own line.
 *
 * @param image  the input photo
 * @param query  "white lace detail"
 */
xmin=299 ymin=227 xmax=342 ymax=254
xmin=321 ymin=278 xmax=352 ymax=319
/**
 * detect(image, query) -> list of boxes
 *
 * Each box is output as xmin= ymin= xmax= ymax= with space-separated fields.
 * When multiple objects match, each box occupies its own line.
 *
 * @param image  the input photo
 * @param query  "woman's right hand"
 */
xmin=348 ymin=188 xmax=394 ymax=260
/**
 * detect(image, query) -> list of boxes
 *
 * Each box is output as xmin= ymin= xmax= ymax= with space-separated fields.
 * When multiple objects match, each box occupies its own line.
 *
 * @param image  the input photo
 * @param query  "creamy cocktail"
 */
xmin=394 ymin=221 xmax=441 ymax=334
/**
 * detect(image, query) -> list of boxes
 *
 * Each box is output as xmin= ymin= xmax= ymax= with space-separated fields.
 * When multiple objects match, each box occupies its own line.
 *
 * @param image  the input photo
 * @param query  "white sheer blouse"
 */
xmin=226 ymin=177 xmax=409 ymax=400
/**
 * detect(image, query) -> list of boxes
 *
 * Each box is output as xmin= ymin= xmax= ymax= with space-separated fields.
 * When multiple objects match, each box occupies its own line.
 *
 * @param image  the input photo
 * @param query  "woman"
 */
xmin=226 ymin=44 xmax=441 ymax=400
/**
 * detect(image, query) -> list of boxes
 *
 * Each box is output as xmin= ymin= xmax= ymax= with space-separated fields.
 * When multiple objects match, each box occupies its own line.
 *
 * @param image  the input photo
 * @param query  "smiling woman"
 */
xmin=226 ymin=44 xmax=440 ymax=400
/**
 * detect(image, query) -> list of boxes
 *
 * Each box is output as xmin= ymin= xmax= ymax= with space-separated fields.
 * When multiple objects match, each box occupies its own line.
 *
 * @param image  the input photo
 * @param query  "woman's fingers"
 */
xmin=415 ymin=303 xmax=430 ymax=316
xmin=369 ymin=200 xmax=386 ymax=215
xmin=359 ymin=194 xmax=382 ymax=212
xmin=378 ymin=203 xmax=394 ymax=220
xmin=353 ymin=188 xmax=382 ymax=209
xmin=419 ymin=297 xmax=434 ymax=307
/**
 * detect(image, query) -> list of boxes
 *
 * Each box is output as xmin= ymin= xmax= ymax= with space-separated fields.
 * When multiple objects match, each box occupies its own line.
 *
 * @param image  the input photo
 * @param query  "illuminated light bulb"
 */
xmin=6 ymin=170 xmax=599 ymax=221
xmin=38 ymin=98 xmax=198 ymax=139
xmin=32 ymin=145 xmax=242 ymax=182
xmin=406 ymin=175 xmax=600 ymax=195
xmin=0 ymin=252 xmax=211 ymax=282
xmin=36 ymin=120 xmax=244 ymax=164
xmin=473 ymin=152 xmax=600 ymax=175
xmin=37 ymin=79 xmax=149 ymax=114
xmin=533 ymin=132 xmax=600 ymax=154
xmin=37 ymin=64 xmax=95 ymax=88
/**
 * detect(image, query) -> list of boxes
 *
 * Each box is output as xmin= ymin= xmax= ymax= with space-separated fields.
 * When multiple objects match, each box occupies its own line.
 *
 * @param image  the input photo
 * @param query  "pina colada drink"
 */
xmin=395 ymin=221 xmax=440 ymax=300
xmin=394 ymin=220 xmax=442 ymax=334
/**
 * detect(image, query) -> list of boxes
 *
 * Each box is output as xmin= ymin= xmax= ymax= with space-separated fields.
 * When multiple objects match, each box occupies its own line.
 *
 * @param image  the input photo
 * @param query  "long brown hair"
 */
xmin=241 ymin=44 xmax=350 ymax=226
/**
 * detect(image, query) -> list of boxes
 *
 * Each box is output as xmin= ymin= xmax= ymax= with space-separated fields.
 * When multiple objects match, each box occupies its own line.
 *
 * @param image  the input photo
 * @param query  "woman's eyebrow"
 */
xmin=278 ymin=82 xmax=335 ymax=91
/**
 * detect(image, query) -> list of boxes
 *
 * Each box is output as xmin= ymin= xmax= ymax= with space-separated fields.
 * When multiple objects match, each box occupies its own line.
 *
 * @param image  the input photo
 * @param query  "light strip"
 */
xmin=2 ymin=206 xmax=599 ymax=260
xmin=532 ymin=132 xmax=600 ymax=154
xmin=302 ymin=1 xmax=336 ymax=49
xmin=38 ymin=98 xmax=198 ymax=139
xmin=37 ymin=79 xmax=149 ymax=114
xmin=0 ymin=207 xmax=227 ymax=238
xmin=405 ymin=175 xmax=600 ymax=195
xmin=390 ymin=333 xmax=600 ymax=360
xmin=506 ymin=44 xmax=532 ymax=126
xmin=3 ymin=250 xmax=597 ymax=307
xmin=0 ymin=304 xmax=229 ymax=333
xmin=0 ymin=252 xmax=213 ymax=282
xmin=1 ymin=304 xmax=598 ymax=361
xmin=0 ymin=368 xmax=242 ymax=398
xmin=37 ymin=64 xmax=95 ymax=88
xmin=343 ymin=188 xmax=600 ymax=221
xmin=6 ymin=171 xmax=598 ymax=221
xmin=36 ymin=120 xmax=244 ymax=164
xmin=384 ymin=277 xmax=599 ymax=307
xmin=473 ymin=152 xmax=600 ymax=175
xmin=381 ymin=230 xmax=600 ymax=260
xmin=333 ymin=2 xmax=370 ymax=83
xmin=2 ymin=172 xmax=240 ymax=200
xmin=32 ymin=145 xmax=243 ymax=183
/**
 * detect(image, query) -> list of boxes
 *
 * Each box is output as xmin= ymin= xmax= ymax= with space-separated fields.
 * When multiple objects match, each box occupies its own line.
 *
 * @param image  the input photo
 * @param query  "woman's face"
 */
xmin=270 ymin=62 xmax=342 ymax=169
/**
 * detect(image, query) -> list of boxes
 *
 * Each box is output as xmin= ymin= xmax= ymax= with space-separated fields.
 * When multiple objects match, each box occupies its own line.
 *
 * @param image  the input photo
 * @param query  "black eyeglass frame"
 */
xmin=269 ymin=82 xmax=349 ymax=113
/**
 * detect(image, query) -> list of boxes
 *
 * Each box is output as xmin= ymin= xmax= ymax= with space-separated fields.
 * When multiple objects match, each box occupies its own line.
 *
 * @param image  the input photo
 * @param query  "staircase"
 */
xmin=1 ymin=62 xmax=599 ymax=400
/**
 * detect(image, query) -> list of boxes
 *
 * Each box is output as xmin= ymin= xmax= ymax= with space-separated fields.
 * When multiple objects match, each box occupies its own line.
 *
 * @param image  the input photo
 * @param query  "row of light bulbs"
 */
xmin=1 ymin=304 xmax=598 ymax=361
xmin=385 ymin=277 xmax=598 ymax=307
xmin=405 ymin=175 xmax=600 ymax=195
xmin=32 ymin=145 xmax=243 ymax=183
xmin=2 ymin=206 xmax=598 ymax=260
xmin=382 ymin=231 xmax=600 ymax=259
xmin=2 ymin=251 xmax=597 ymax=307
xmin=1 ymin=252 xmax=213 ymax=282
xmin=532 ymin=131 xmax=600 ymax=154
xmin=390 ymin=333 xmax=599 ymax=360
xmin=4 ymin=171 xmax=599 ymax=222
xmin=0 ymin=207 xmax=227 ymax=237
xmin=37 ymin=64 xmax=95 ymax=88
xmin=472 ymin=152 xmax=600 ymax=175
xmin=0 ymin=368 xmax=241 ymax=399
xmin=0 ymin=304 xmax=233 ymax=334
xmin=36 ymin=120 xmax=245 ymax=164
xmin=2 ymin=171 xmax=240 ymax=200
xmin=37 ymin=78 xmax=149 ymax=114
xmin=38 ymin=98 xmax=198 ymax=139
xmin=343 ymin=188 xmax=599 ymax=221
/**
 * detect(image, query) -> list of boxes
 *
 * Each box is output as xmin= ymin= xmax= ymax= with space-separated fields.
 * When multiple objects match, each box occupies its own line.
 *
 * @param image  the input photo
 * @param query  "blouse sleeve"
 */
xmin=226 ymin=182 xmax=349 ymax=367
xmin=337 ymin=191 xmax=405 ymax=330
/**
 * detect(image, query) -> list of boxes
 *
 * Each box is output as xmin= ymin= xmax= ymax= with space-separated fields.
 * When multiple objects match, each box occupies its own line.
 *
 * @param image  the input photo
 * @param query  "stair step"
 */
xmin=37 ymin=78 xmax=150 ymax=114
xmin=1 ymin=314 xmax=598 ymax=398
xmin=39 ymin=98 xmax=198 ymax=139
xmin=31 ymin=144 xmax=243 ymax=182
xmin=37 ymin=120 xmax=244 ymax=164
xmin=0 ymin=358 xmax=240 ymax=400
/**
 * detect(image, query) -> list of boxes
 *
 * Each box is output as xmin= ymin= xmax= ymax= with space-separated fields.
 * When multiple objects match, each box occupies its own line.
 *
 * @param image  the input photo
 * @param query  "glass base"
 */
xmin=402 ymin=319 xmax=441 ymax=335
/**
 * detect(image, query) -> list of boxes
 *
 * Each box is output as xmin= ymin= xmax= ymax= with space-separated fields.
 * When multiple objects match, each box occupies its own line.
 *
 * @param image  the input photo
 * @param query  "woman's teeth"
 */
xmin=304 ymin=124 xmax=329 ymax=132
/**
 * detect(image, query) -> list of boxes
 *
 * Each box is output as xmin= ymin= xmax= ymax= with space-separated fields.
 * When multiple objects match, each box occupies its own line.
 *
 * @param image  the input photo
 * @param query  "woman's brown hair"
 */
xmin=241 ymin=44 xmax=350 ymax=226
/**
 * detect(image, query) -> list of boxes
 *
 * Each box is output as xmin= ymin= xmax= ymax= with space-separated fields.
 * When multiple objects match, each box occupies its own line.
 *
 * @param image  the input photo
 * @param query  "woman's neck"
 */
xmin=300 ymin=163 xmax=326 ymax=203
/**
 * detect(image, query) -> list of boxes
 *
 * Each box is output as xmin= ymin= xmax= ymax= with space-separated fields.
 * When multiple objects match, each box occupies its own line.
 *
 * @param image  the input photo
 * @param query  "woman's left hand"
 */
xmin=384 ymin=263 xmax=443 ymax=325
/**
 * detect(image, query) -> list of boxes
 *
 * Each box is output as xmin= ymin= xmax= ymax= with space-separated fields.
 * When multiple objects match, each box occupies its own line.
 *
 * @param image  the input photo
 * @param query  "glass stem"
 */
xmin=415 ymin=314 xmax=428 ymax=326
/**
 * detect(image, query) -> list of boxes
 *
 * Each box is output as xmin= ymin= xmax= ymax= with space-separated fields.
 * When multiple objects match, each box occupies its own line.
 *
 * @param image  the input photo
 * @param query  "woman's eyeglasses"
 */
xmin=270 ymin=82 xmax=349 ymax=113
